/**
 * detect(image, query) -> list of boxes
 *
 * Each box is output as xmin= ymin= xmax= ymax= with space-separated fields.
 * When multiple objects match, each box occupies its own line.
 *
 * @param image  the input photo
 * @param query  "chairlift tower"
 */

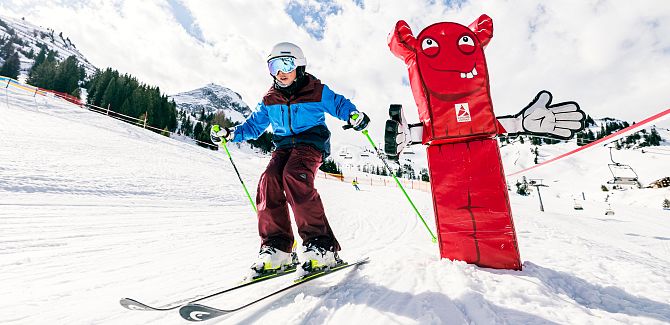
xmin=529 ymin=179 xmax=549 ymax=212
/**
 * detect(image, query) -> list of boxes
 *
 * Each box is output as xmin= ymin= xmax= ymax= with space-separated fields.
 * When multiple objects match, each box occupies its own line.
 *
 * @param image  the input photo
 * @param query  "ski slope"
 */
xmin=1 ymin=88 xmax=670 ymax=325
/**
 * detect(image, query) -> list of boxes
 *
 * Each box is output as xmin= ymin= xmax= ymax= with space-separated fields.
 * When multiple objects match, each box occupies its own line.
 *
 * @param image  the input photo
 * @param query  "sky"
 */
xmin=1 ymin=0 xmax=670 ymax=146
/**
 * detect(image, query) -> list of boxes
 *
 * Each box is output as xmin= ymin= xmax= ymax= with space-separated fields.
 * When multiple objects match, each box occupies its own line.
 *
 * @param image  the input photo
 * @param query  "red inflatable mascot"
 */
xmin=387 ymin=15 xmax=585 ymax=270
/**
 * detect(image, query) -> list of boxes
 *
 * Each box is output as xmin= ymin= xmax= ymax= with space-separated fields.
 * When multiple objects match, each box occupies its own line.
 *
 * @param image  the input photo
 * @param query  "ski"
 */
xmin=179 ymin=257 xmax=370 ymax=322
xmin=119 ymin=265 xmax=298 ymax=312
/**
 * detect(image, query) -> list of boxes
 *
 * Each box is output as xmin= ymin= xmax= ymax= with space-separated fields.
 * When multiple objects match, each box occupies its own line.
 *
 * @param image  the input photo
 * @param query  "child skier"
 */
xmin=210 ymin=42 xmax=369 ymax=278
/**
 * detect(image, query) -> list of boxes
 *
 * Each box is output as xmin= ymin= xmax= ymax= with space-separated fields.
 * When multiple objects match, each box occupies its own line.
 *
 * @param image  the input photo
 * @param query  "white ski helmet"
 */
xmin=267 ymin=42 xmax=307 ymax=66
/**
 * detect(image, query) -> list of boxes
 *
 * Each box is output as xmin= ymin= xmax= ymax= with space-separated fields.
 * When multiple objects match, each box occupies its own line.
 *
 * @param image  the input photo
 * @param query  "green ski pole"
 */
xmin=344 ymin=115 xmax=436 ymax=242
xmin=359 ymin=128 xmax=437 ymax=243
xmin=213 ymin=127 xmax=257 ymax=214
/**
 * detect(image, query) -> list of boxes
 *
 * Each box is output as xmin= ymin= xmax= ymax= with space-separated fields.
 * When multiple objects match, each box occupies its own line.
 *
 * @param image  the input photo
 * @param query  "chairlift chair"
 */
xmin=605 ymin=203 xmax=615 ymax=215
xmin=573 ymin=199 xmax=583 ymax=210
xmin=606 ymin=147 xmax=641 ymax=188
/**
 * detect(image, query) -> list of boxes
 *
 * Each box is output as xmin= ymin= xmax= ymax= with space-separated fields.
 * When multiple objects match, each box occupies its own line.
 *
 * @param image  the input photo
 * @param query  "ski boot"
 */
xmin=296 ymin=239 xmax=343 ymax=280
xmin=245 ymin=245 xmax=298 ymax=282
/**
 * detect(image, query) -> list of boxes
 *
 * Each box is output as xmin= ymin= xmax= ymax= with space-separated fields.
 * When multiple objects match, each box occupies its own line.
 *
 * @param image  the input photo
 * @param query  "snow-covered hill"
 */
xmin=1 ymin=85 xmax=670 ymax=324
xmin=169 ymin=83 xmax=252 ymax=124
xmin=0 ymin=15 xmax=96 ymax=78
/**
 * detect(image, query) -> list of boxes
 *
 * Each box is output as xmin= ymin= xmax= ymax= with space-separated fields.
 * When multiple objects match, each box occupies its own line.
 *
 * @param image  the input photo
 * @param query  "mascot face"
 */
xmin=416 ymin=22 xmax=487 ymax=101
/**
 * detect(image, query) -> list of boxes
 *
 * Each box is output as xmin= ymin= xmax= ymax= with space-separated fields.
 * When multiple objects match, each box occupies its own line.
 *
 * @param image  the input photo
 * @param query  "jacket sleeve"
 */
xmin=231 ymin=102 xmax=271 ymax=142
xmin=321 ymin=85 xmax=357 ymax=122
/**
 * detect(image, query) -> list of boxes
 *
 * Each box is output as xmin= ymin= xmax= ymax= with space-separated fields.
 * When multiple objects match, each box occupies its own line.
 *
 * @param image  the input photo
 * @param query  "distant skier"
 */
xmin=210 ymin=42 xmax=370 ymax=278
xmin=352 ymin=178 xmax=360 ymax=191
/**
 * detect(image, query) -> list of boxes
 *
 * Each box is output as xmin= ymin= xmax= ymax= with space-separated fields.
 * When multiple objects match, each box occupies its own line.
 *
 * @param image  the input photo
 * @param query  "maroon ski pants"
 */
xmin=256 ymin=145 xmax=339 ymax=253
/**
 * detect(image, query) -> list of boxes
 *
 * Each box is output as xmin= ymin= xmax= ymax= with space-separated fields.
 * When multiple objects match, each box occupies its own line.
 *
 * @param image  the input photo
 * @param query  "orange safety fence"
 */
xmin=316 ymin=170 xmax=431 ymax=192
xmin=1 ymin=76 xmax=81 ymax=104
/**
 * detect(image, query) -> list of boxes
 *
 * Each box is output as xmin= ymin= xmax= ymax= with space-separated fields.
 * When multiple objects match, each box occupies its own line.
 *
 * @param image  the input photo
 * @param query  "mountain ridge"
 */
xmin=169 ymin=83 xmax=251 ymax=123
xmin=0 ymin=14 xmax=97 ymax=78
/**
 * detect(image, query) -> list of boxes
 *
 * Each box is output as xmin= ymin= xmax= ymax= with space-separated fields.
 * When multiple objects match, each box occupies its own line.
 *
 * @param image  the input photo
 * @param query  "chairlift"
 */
xmin=604 ymin=203 xmax=615 ymax=215
xmin=573 ymin=199 xmax=583 ymax=210
xmin=606 ymin=147 xmax=641 ymax=188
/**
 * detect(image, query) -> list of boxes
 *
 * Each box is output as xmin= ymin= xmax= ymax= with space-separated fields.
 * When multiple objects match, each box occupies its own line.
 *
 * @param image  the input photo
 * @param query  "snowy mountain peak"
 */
xmin=169 ymin=83 xmax=252 ymax=123
xmin=0 ymin=15 xmax=97 ymax=77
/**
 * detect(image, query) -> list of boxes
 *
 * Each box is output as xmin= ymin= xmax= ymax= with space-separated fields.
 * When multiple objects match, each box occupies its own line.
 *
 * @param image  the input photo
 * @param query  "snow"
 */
xmin=0 ymin=15 xmax=97 ymax=77
xmin=1 ymin=85 xmax=670 ymax=325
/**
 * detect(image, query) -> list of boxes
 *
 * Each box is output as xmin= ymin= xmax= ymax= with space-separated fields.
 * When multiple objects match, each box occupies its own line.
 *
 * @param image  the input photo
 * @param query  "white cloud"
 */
xmin=1 ymin=0 xmax=669 ymax=147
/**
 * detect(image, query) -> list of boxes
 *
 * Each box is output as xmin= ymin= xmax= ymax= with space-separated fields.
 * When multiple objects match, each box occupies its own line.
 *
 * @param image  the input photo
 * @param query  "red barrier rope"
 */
xmin=507 ymin=107 xmax=670 ymax=177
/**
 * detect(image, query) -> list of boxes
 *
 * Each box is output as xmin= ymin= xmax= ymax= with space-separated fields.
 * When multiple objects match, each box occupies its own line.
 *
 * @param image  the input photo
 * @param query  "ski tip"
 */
xmin=179 ymin=303 xmax=228 ymax=322
xmin=119 ymin=298 xmax=153 ymax=311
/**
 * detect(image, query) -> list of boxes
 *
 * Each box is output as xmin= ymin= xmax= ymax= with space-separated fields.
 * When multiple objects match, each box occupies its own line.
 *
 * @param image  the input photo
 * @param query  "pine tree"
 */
xmin=319 ymin=158 xmax=341 ymax=174
xmin=101 ymin=78 xmax=118 ymax=109
xmin=89 ymin=68 xmax=118 ymax=106
xmin=180 ymin=114 xmax=193 ymax=137
xmin=585 ymin=115 xmax=595 ymax=127
xmin=53 ymin=56 xmax=82 ymax=95
xmin=32 ymin=48 xmax=46 ymax=70
xmin=0 ymin=41 xmax=14 ymax=59
xmin=45 ymin=50 xmax=57 ymax=62
xmin=663 ymin=198 xmax=670 ymax=210
xmin=193 ymin=122 xmax=205 ymax=147
xmin=248 ymin=131 xmax=275 ymax=153
xmin=27 ymin=59 xmax=57 ymax=89
xmin=0 ymin=52 xmax=20 ymax=79
xmin=85 ymin=67 xmax=177 ymax=135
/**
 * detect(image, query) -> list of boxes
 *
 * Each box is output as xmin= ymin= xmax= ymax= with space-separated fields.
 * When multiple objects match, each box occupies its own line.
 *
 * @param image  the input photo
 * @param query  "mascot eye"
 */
xmin=421 ymin=37 xmax=439 ymax=57
xmin=458 ymin=35 xmax=475 ymax=54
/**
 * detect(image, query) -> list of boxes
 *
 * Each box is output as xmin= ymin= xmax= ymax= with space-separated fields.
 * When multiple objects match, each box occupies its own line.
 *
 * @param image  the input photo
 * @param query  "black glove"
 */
xmin=345 ymin=111 xmax=370 ymax=131
xmin=210 ymin=125 xmax=235 ymax=143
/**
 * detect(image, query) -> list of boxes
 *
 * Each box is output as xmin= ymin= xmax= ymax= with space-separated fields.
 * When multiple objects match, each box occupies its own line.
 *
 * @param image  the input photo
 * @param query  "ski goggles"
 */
xmin=268 ymin=57 xmax=297 ymax=76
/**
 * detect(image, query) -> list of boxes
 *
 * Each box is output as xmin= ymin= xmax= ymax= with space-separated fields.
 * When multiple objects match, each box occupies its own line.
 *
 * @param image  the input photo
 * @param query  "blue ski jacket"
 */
xmin=231 ymin=75 xmax=357 ymax=158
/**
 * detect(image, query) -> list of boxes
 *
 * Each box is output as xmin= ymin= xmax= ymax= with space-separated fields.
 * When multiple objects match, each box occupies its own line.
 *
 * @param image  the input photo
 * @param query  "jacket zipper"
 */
xmin=287 ymin=100 xmax=294 ymax=135
xmin=281 ymin=107 xmax=285 ymax=126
